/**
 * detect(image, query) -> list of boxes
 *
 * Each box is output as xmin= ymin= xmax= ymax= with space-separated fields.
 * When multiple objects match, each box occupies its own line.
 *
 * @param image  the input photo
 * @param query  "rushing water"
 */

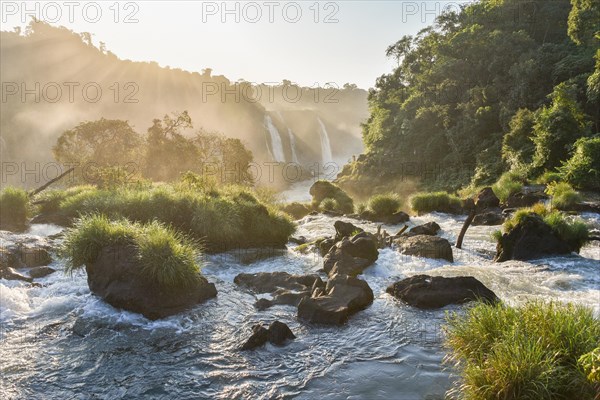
xmin=316 ymin=118 xmax=333 ymax=166
xmin=264 ymin=115 xmax=285 ymax=163
xmin=1 ymin=212 xmax=599 ymax=399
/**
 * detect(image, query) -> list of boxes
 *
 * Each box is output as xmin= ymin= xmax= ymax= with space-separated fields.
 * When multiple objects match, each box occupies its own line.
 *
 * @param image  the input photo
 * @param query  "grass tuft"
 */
xmin=0 ymin=187 xmax=29 ymax=228
xmin=445 ymin=301 xmax=600 ymax=400
xmin=492 ymin=172 xmax=524 ymax=203
xmin=545 ymin=181 xmax=582 ymax=210
xmin=368 ymin=193 xmax=401 ymax=217
xmin=409 ymin=191 xmax=461 ymax=214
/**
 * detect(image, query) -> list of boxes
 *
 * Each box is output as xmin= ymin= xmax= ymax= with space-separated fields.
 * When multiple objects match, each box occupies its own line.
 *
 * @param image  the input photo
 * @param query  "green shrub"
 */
xmin=368 ymin=194 xmax=401 ymax=217
xmin=309 ymin=180 xmax=354 ymax=214
xmin=62 ymin=215 xmax=201 ymax=290
xmin=501 ymin=206 xmax=589 ymax=251
xmin=537 ymin=170 xmax=562 ymax=185
xmin=355 ymin=202 xmax=367 ymax=215
xmin=409 ymin=191 xmax=461 ymax=214
xmin=578 ymin=347 xmax=600 ymax=384
xmin=559 ymin=136 xmax=600 ymax=190
xmin=492 ymin=172 xmax=524 ymax=203
xmin=546 ymin=181 xmax=582 ymax=210
xmin=0 ymin=187 xmax=29 ymax=228
xmin=42 ymin=183 xmax=295 ymax=252
xmin=320 ymin=198 xmax=338 ymax=211
xmin=445 ymin=301 xmax=600 ymax=400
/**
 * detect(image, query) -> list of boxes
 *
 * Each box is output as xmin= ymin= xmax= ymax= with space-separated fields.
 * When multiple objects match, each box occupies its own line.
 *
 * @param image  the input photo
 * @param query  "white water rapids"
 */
xmin=1 ymin=209 xmax=598 ymax=399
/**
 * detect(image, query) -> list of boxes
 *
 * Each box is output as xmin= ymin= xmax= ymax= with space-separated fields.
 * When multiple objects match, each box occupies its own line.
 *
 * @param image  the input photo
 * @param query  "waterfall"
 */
xmin=317 ymin=117 xmax=333 ymax=165
xmin=287 ymin=128 xmax=299 ymax=164
xmin=264 ymin=115 xmax=285 ymax=162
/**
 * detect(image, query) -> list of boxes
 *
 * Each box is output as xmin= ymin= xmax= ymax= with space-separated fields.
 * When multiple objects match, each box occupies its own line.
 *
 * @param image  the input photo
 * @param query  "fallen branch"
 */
xmin=28 ymin=167 xmax=75 ymax=198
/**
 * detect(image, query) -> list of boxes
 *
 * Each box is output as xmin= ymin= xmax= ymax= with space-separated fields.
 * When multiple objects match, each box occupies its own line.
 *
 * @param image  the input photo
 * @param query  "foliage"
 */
xmin=40 ymin=182 xmax=295 ymax=252
xmin=578 ymin=347 xmax=600 ymax=384
xmin=368 ymin=194 xmax=401 ymax=217
xmin=338 ymin=0 xmax=599 ymax=192
xmin=536 ymin=171 xmax=562 ymax=185
xmin=0 ymin=187 xmax=29 ymax=228
xmin=559 ymin=136 xmax=600 ymax=189
xmin=492 ymin=172 xmax=524 ymax=203
xmin=545 ymin=181 xmax=582 ymax=209
xmin=320 ymin=198 xmax=337 ymax=212
xmin=309 ymin=180 xmax=354 ymax=214
xmin=445 ymin=301 xmax=600 ymax=400
xmin=409 ymin=191 xmax=461 ymax=214
xmin=62 ymin=215 xmax=201 ymax=290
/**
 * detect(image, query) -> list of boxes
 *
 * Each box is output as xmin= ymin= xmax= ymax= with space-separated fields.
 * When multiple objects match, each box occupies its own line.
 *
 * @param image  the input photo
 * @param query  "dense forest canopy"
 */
xmin=337 ymin=0 xmax=599 ymax=192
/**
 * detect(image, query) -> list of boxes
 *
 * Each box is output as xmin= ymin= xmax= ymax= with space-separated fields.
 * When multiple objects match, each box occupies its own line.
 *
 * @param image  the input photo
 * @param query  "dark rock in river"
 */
xmin=241 ymin=320 xmax=295 ymax=350
xmin=494 ymin=213 xmax=579 ymax=262
xmin=475 ymin=187 xmax=500 ymax=209
xmin=472 ymin=210 xmax=504 ymax=226
xmin=504 ymin=188 xmax=546 ymax=208
xmin=0 ymin=266 xmax=32 ymax=282
xmin=386 ymin=275 xmax=499 ymax=309
xmin=395 ymin=235 xmax=453 ymax=262
xmin=86 ymin=245 xmax=217 ymax=320
xmin=28 ymin=266 xmax=56 ymax=279
xmin=407 ymin=221 xmax=441 ymax=236
xmin=297 ymin=274 xmax=374 ymax=325
xmin=0 ymin=231 xmax=52 ymax=269
xmin=323 ymin=233 xmax=379 ymax=277
xmin=333 ymin=220 xmax=363 ymax=241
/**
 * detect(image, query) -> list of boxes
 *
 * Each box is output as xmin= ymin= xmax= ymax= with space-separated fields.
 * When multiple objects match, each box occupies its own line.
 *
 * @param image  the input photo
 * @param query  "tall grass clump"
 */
xmin=492 ymin=171 xmax=524 ymax=203
xmin=546 ymin=181 xmax=582 ymax=210
xmin=445 ymin=301 xmax=600 ymax=400
xmin=501 ymin=204 xmax=589 ymax=250
xmin=40 ymin=181 xmax=295 ymax=252
xmin=409 ymin=191 xmax=461 ymax=214
xmin=368 ymin=193 xmax=401 ymax=217
xmin=62 ymin=214 xmax=201 ymax=290
xmin=0 ymin=186 xmax=29 ymax=228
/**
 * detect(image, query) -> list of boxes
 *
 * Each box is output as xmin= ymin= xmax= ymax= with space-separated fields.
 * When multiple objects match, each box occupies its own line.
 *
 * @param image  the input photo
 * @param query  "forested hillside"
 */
xmin=337 ymin=0 xmax=599 ymax=194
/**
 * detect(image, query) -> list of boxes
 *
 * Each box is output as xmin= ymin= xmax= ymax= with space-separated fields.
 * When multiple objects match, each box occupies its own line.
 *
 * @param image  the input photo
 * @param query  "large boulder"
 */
xmin=0 ymin=231 xmax=52 ymax=269
xmin=395 ymin=235 xmax=453 ymax=262
xmin=297 ymin=274 xmax=374 ymax=325
xmin=334 ymin=220 xmax=363 ymax=240
xmin=323 ymin=233 xmax=379 ymax=277
xmin=234 ymin=271 xmax=324 ymax=310
xmin=0 ymin=266 xmax=32 ymax=283
xmin=495 ymin=213 xmax=578 ymax=262
xmin=472 ymin=210 xmax=504 ymax=226
xmin=407 ymin=221 xmax=440 ymax=236
xmin=86 ymin=245 xmax=217 ymax=320
xmin=504 ymin=187 xmax=547 ymax=208
xmin=386 ymin=275 xmax=499 ymax=309
xmin=241 ymin=320 xmax=296 ymax=350
xmin=475 ymin=187 xmax=500 ymax=209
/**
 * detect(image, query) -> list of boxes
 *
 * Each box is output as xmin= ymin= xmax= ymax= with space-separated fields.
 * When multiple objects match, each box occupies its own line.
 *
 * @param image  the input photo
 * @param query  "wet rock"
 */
xmin=0 ymin=266 xmax=32 ymax=282
xmin=234 ymin=272 xmax=324 ymax=310
xmin=334 ymin=220 xmax=363 ymax=240
xmin=323 ymin=233 xmax=378 ymax=277
xmin=289 ymin=236 xmax=307 ymax=245
xmin=86 ymin=245 xmax=217 ymax=320
xmin=407 ymin=221 xmax=440 ymax=236
xmin=28 ymin=266 xmax=56 ymax=279
xmin=360 ymin=210 xmax=410 ymax=225
xmin=298 ymin=274 xmax=374 ymax=325
xmin=472 ymin=210 xmax=504 ymax=226
xmin=494 ymin=213 xmax=579 ymax=261
xmin=0 ymin=231 xmax=52 ymax=270
xmin=386 ymin=275 xmax=499 ymax=309
xmin=241 ymin=321 xmax=295 ymax=350
xmin=395 ymin=235 xmax=453 ymax=262
xmin=504 ymin=190 xmax=546 ymax=208
xmin=475 ymin=187 xmax=500 ymax=209
xmin=319 ymin=238 xmax=336 ymax=256
xmin=281 ymin=203 xmax=311 ymax=220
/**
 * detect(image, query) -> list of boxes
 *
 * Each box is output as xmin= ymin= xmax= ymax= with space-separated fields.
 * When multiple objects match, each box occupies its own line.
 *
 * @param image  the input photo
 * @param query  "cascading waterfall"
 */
xmin=287 ymin=128 xmax=299 ymax=164
xmin=264 ymin=115 xmax=286 ymax=162
xmin=317 ymin=117 xmax=333 ymax=165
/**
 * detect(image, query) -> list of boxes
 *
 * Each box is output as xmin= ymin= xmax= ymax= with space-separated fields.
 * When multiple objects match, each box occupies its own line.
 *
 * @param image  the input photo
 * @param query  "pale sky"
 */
xmin=1 ymin=1 xmax=471 ymax=88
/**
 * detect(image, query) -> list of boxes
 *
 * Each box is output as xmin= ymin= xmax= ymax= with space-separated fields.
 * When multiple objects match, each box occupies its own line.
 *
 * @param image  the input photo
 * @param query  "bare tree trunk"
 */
xmin=456 ymin=209 xmax=476 ymax=249
xmin=28 ymin=167 xmax=75 ymax=198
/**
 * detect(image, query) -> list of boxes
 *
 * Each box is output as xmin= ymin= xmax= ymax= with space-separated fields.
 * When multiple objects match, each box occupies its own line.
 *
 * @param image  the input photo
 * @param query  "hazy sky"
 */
xmin=1 ymin=1 xmax=471 ymax=88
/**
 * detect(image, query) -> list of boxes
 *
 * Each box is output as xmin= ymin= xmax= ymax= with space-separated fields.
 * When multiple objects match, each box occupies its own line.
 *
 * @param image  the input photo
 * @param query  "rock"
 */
xmin=241 ymin=321 xmax=295 ymax=350
xmin=472 ymin=210 xmax=504 ymax=226
xmin=319 ymin=238 xmax=336 ymax=256
xmin=504 ymin=191 xmax=546 ymax=208
xmin=297 ymin=274 xmax=374 ymax=325
xmin=0 ymin=231 xmax=52 ymax=269
xmin=234 ymin=271 xmax=324 ymax=310
xmin=407 ymin=221 xmax=440 ymax=236
xmin=360 ymin=210 xmax=410 ymax=224
xmin=267 ymin=321 xmax=296 ymax=345
xmin=386 ymin=275 xmax=499 ymax=309
xmin=289 ymin=236 xmax=307 ymax=245
xmin=0 ymin=266 xmax=32 ymax=282
xmin=334 ymin=220 xmax=363 ymax=240
xmin=281 ymin=203 xmax=311 ymax=220
xmin=475 ymin=187 xmax=500 ymax=209
xmin=395 ymin=235 xmax=453 ymax=262
xmin=86 ymin=245 xmax=217 ymax=320
xmin=494 ymin=213 xmax=578 ymax=262
xmin=323 ymin=233 xmax=378 ymax=277
xmin=28 ymin=266 xmax=56 ymax=279
xmin=241 ymin=324 xmax=269 ymax=350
